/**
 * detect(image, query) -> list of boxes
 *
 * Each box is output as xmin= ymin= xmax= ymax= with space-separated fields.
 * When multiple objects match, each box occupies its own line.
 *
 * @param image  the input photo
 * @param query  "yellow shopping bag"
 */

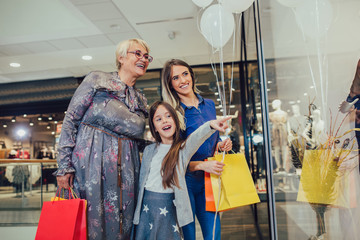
xmin=297 ymin=149 xmax=350 ymax=208
xmin=205 ymin=153 xmax=260 ymax=212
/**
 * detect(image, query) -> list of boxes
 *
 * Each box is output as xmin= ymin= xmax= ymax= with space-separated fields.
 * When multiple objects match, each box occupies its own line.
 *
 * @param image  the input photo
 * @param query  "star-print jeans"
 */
xmin=135 ymin=190 xmax=182 ymax=240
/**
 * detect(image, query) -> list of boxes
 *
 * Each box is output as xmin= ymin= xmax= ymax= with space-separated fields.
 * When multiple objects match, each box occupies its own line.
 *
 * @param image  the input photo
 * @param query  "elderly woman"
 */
xmin=54 ymin=38 xmax=152 ymax=240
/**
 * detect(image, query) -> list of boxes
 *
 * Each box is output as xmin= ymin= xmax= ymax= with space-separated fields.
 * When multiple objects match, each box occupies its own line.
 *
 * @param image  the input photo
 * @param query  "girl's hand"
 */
xmin=218 ymin=138 xmax=232 ymax=152
xmin=210 ymin=116 xmax=232 ymax=132
xmin=56 ymin=173 xmax=74 ymax=189
xmin=202 ymin=160 xmax=225 ymax=176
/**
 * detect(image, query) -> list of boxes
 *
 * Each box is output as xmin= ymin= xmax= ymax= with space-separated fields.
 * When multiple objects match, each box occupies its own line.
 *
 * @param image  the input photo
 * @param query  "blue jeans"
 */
xmin=182 ymin=171 xmax=221 ymax=240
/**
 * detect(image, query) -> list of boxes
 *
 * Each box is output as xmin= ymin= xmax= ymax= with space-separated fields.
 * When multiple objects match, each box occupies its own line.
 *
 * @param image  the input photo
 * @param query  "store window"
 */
xmin=262 ymin=0 xmax=360 ymax=239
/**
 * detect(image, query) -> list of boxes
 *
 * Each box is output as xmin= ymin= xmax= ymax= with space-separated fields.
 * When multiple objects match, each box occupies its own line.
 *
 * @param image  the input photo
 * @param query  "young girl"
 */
xmin=133 ymin=101 xmax=231 ymax=240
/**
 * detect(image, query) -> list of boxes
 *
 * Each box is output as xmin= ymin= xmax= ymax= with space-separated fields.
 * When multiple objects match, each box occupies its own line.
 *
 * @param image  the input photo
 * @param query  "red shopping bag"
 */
xmin=35 ymin=188 xmax=87 ymax=240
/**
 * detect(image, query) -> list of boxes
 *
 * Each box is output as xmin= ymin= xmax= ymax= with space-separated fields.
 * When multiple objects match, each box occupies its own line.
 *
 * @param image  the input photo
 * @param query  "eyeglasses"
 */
xmin=127 ymin=50 xmax=153 ymax=63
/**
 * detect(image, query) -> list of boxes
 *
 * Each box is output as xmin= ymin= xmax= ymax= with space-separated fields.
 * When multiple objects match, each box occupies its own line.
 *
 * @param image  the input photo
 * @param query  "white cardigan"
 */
xmin=133 ymin=121 xmax=216 ymax=227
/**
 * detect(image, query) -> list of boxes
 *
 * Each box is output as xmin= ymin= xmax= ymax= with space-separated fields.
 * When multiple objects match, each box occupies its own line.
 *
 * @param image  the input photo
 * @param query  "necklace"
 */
xmin=181 ymin=94 xmax=198 ymax=108
xmin=192 ymin=97 xmax=199 ymax=108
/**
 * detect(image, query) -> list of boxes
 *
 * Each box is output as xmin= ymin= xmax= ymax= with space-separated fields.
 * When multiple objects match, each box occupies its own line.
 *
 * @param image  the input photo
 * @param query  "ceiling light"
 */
xmin=267 ymin=89 xmax=270 ymax=92
xmin=230 ymin=105 xmax=236 ymax=108
xmin=310 ymin=85 xmax=314 ymax=89
xmin=38 ymin=115 xmax=42 ymax=121
xmin=11 ymin=116 xmax=16 ymax=123
xmin=48 ymin=116 xmax=53 ymax=121
xmin=168 ymin=31 xmax=175 ymax=40
xmin=51 ymin=131 xmax=55 ymax=135
xmin=10 ymin=62 xmax=21 ymax=67
xmin=304 ymin=93 xmax=308 ymax=96
xmin=216 ymin=98 xmax=221 ymax=101
xmin=46 ymin=124 xmax=51 ymax=129
xmin=17 ymin=129 xmax=26 ymax=138
xmin=214 ymin=92 xmax=219 ymax=95
xmin=110 ymin=24 xmax=121 ymax=30
xmin=82 ymin=55 xmax=92 ymax=61
xmin=23 ymin=114 xmax=27 ymax=117
xmin=297 ymin=100 xmax=301 ymax=103
xmin=29 ymin=121 xmax=34 ymax=126
xmin=3 ymin=123 xmax=7 ymax=128
xmin=54 ymin=121 xmax=58 ymax=124
xmin=268 ymin=81 xmax=272 ymax=84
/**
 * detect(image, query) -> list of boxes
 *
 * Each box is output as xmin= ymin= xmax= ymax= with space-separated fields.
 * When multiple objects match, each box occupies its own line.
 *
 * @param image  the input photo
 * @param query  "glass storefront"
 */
xmin=261 ymin=0 xmax=360 ymax=239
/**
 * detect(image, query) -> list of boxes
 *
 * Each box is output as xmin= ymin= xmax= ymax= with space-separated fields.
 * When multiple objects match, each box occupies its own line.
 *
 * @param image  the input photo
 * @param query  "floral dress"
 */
xmin=54 ymin=71 xmax=147 ymax=240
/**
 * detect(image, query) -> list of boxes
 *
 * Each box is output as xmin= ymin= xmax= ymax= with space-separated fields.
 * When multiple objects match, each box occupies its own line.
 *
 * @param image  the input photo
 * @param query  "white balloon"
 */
xmin=276 ymin=0 xmax=304 ymax=8
xmin=191 ymin=0 xmax=213 ymax=8
xmin=200 ymin=4 xmax=235 ymax=49
xmin=222 ymin=0 xmax=255 ymax=14
xmin=295 ymin=0 xmax=333 ymax=39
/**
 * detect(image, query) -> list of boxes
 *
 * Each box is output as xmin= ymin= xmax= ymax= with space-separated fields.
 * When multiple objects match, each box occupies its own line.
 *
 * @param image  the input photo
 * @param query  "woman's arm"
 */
xmin=89 ymin=96 xmax=146 ymax=139
xmin=55 ymin=73 xmax=97 ymax=177
xmin=188 ymin=160 xmax=225 ymax=176
xmin=190 ymin=138 xmax=232 ymax=176
xmin=182 ymin=117 xmax=231 ymax=171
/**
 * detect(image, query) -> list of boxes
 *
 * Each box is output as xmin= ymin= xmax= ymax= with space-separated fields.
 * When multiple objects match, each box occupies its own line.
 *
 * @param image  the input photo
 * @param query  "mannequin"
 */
xmin=37 ymin=146 xmax=48 ymax=159
xmin=287 ymin=104 xmax=307 ymax=142
xmin=269 ymin=99 xmax=288 ymax=171
xmin=302 ymin=109 xmax=325 ymax=148
xmin=287 ymin=104 xmax=307 ymax=170
xmin=47 ymin=146 xmax=56 ymax=159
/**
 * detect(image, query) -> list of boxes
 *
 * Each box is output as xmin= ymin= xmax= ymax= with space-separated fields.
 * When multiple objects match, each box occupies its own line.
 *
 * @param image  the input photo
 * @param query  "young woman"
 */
xmin=161 ymin=59 xmax=233 ymax=240
xmin=133 ymin=101 xmax=231 ymax=240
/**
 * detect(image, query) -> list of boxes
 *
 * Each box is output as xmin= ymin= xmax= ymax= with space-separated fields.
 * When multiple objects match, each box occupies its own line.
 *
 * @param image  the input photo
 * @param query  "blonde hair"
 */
xmin=115 ymin=38 xmax=150 ymax=70
xmin=161 ymin=59 xmax=200 ymax=130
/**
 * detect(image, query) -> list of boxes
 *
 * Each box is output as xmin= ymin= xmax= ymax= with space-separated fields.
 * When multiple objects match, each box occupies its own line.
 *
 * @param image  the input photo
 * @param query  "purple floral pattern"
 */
xmin=54 ymin=71 xmax=147 ymax=240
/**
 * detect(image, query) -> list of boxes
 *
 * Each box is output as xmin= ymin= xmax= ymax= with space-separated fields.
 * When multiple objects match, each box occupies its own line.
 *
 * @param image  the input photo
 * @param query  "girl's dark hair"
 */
xmin=149 ymin=101 xmax=185 ymax=189
xmin=161 ymin=59 xmax=199 ymax=130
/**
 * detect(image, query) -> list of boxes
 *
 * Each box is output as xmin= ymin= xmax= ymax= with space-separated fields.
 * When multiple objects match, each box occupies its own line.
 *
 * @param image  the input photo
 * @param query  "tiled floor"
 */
xmin=0 ymin=187 xmax=354 ymax=240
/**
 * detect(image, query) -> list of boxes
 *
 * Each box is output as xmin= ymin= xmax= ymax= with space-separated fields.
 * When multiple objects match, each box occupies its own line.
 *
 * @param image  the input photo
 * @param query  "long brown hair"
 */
xmin=149 ymin=101 xmax=185 ymax=189
xmin=161 ymin=59 xmax=200 ymax=130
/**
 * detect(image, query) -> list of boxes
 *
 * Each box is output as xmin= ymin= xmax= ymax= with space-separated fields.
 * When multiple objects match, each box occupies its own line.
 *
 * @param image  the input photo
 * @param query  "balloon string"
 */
xmin=219 ymin=6 xmax=227 ymax=118
xmin=227 ymin=13 xmax=242 ymax=116
xmin=292 ymin=7 xmax=319 ymax=97
xmin=212 ymin=151 xmax=225 ymax=240
xmin=211 ymin=6 xmax=225 ymax=240
xmin=211 ymin=11 xmax=241 ymax=240
xmin=314 ymin=0 xmax=328 ymax=123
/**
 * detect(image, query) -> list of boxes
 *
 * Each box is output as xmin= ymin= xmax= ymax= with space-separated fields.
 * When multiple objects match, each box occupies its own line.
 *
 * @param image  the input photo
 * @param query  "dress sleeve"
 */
xmin=54 ymin=73 xmax=97 ymax=176
xmin=181 ymin=121 xmax=216 ymax=168
xmin=88 ymin=94 xmax=146 ymax=139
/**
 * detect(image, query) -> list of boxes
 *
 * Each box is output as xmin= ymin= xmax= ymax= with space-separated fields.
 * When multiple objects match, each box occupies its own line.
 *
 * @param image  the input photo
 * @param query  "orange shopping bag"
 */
xmin=35 ymin=188 xmax=87 ymax=240
xmin=205 ymin=153 xmax=260 ymax=212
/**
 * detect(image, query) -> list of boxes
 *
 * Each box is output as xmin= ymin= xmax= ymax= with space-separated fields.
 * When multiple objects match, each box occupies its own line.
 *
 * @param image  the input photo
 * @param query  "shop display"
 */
xmin=269 ymin=99 xmax=289 ymax=172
